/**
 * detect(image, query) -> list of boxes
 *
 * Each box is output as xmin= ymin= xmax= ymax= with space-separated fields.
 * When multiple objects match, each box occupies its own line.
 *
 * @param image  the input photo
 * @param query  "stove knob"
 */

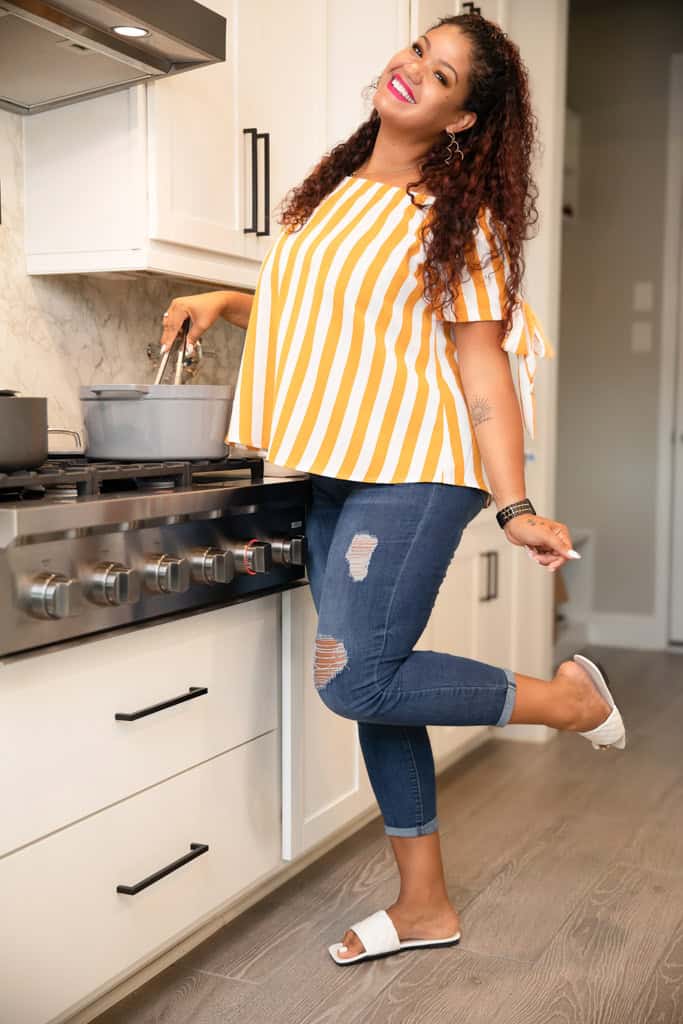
xmin=88 ymin=563 xmax=141 ymax=606
xmin=224 ymin=539 xmax=272 ymax=575
xmin=269 ymin=535 xmax=307 ymax=567
xmin=144 ymin=555 xmax=191 ymax=594
xmin=189 ymin=547 xmax=235 ymax=585
xmin=28 ymin=573 xmax=82 ymax=620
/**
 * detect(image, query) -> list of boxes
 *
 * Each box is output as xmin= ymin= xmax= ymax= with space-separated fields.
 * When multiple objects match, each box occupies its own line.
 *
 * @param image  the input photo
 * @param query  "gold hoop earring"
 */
xmin=444 ymin=130 xmax=464 ymax=164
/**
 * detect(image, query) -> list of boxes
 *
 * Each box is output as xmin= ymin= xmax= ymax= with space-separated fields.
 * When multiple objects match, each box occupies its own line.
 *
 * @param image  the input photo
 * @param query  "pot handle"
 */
xmin=48 ymin=427 xmax=86 ymax=455
xmin=87 ymin=387 xmax=150 ymax=399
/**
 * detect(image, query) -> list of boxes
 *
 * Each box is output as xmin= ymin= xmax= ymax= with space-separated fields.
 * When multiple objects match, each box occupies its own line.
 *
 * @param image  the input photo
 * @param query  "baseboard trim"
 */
xmin=587 ymin=613 xmax=663 ymax=649
xmin=497 ymin=724 xmax=557 ymax=744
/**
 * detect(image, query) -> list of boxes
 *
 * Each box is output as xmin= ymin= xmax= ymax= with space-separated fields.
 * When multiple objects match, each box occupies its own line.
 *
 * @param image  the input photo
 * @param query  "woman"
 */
xmin=160 ymin=13 xmax=625 ymax=967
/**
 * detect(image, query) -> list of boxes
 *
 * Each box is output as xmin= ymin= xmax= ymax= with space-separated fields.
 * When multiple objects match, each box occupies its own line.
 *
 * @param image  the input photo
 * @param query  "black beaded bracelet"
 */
xmin=496 ymin=498 xmax=536 ymax=528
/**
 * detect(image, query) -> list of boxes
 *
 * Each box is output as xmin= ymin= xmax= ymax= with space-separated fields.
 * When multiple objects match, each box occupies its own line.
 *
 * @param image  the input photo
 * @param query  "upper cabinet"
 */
xmin=23 ymin=0 xmax=410 ymax=287
xmin=411 ymin=1 xmax=507 ymax=35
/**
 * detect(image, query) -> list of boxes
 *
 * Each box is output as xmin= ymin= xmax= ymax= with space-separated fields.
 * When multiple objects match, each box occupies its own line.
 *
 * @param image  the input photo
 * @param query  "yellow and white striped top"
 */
xmin=226 ymin=174 xmax=554 ymax=493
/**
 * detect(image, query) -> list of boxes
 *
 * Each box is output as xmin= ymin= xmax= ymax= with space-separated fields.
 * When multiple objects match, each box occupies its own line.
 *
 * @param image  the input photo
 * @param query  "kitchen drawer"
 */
xmin=0 ymin=730 xmax=281 ymax=1024
xmin=0 ymin=597 xmax=279 ymax=856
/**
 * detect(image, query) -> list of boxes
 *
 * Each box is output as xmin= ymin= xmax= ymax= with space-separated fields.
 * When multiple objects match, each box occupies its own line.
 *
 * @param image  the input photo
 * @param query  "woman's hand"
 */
xmin=159 ymin=291 xmax=233 ymax=353
xmin=502 ymin=513 xmax=581 ymax=572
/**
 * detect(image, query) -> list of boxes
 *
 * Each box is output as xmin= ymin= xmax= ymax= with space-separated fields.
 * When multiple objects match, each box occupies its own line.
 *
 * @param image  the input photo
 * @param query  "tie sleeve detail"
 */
xmin=437 ymin=207 xmax=556 ymax=441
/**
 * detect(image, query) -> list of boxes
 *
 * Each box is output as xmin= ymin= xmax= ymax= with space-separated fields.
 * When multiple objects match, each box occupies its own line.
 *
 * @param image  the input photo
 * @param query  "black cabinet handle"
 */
xmin=479 ymin=552 xmax=490 ymax=601
xmin=115 ymin=686 xmax=208 ymax=722
xmin=243 ymin=127 xmax=258 ymax=234
xmin=489 ymin=550 xmax=498 ymax=600
xmin=479 ymin=551 xmax=499 ymax=601
xmin=256 ymin=131 xmax=270 ymax=236
xmin=116 ymin=843 xmax=209 ymax=895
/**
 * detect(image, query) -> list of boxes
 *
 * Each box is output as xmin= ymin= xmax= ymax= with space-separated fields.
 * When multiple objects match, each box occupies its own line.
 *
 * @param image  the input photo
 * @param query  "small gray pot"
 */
xmin=0 ymin=390 xmax=48 ymax=471
xmin=80 ymin=384 xmax=234 ymax=461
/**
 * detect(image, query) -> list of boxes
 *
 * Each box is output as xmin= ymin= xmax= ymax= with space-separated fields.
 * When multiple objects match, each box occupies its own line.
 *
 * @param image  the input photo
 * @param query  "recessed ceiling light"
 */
xmin=112 ymin=25 xmax=149 ymax=38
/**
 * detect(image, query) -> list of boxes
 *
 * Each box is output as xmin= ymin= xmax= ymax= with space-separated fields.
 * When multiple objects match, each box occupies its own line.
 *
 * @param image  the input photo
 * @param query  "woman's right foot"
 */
xmin=553 ymin=659 xmax=612 ymax=732
xmin=336 ymin=901 xmax=460 ymax=960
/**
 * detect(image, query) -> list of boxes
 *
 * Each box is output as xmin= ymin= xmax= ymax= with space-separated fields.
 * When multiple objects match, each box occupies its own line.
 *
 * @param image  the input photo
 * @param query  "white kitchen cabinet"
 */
xmin=411 ymin=0 xmax=459 ymax=36
xmin=281 ymin=522 xmax=509 ymax=859
xmin=472 ymin=529 xmax=514 ymax=669
xmin=0 ymin=597 xmax=280 ymax=858
xmin=0 ymin=731 xmax=280 ymax=1024
xmin=281 ymin=585 xmax=373 ymax=861
xmin=426 ymin=527 xmax=492 ymax=766
xmin=147 ymin=0 xmax=245 ymax=263
xmin=23 ymin=0 xmax=408 ymax=286
xmin=412 ymin=1 xmax=507 ymax=35
xmin=237 ymin=0 xmax=327 ymax=263
xmin=23 ymin=0 xmax=326 ymax=285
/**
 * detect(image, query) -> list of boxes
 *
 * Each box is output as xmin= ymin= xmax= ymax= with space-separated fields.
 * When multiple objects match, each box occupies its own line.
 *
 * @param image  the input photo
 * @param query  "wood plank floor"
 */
xmin=93 ymin=646 xmax=683 ymax=1024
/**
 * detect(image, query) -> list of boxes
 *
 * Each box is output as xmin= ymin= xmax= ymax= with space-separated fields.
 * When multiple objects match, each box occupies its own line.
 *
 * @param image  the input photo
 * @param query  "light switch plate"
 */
xmin=631 ymin=321 xmax=653 ymax=353
xmin=633 ymin=281 xmax=654 ymax=313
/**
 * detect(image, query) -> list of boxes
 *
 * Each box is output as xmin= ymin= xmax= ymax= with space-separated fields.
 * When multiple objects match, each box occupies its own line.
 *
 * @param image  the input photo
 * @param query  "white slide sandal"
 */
xmin=328 ymin=909 xmax=461 ymax=966
xmin=573 ymin=653 xmax=626 ymax=750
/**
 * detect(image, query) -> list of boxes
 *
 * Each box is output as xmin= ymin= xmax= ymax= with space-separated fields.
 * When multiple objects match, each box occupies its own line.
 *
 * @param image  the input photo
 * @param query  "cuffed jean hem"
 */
xmin=384 ymin=814 xmax=439 ymax=838
xmin=494 ymin=668 xmax=517 ymax=727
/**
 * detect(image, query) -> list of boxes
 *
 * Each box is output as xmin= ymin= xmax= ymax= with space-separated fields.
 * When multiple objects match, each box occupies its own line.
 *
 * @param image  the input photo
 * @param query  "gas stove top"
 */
xmin=0 ymin=454 xmax=264 ymax=502
xmin=0 ymin=456 xmax=310 ymax=659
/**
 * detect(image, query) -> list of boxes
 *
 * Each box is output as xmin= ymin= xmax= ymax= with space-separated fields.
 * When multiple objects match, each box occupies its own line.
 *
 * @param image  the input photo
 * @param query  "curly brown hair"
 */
xmin=277 ymin=13 xmax=539 ymax=337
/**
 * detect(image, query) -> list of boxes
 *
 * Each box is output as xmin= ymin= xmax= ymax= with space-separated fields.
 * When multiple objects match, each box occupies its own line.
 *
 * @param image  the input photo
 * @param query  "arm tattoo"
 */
xmin=470 ymin=393 xmax=493 ymax=427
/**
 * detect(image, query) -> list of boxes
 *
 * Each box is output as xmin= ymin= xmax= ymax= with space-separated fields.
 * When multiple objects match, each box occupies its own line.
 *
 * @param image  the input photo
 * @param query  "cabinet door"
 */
xmin=0 ymin=598 xmax=280 ymax=858
xmin=0 ymin=733 xmax=280 ymax=1024
xmin=238 ymin=0 xmax=327 ymax=263
xmin=281 ymin=586 xmax=371 ymax=860
xmin=148 ymin=0 xmax=247 ymax=258
xmin=474 ymin=537 xmax=513 ymax=670
xmin=411 ymin=0 xmax=458 ymax=36
xmin=326 ymin=0 xmax=410 ymax=149
xmin=427 ymin=537 xmax=490 ymax=764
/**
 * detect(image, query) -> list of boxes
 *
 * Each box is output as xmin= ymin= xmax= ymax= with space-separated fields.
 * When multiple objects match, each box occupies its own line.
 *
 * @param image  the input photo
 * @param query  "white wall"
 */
xmin=556 ymin=0 xmax=683 ymax=627
xmin=0 ymin=110 xmax=245 ymax=437
xmin=503 ymin=0 xmax=568 ymax=689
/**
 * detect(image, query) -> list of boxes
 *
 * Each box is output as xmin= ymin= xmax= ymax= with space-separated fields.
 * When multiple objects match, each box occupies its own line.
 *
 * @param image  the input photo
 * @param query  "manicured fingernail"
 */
xmin=567 ymin=550 xmax=581 ymax=559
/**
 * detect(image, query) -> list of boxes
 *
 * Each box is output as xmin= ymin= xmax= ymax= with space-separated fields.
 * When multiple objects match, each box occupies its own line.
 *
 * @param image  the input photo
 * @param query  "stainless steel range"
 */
xmin=0 ymin=456 xmax=310 ymax=658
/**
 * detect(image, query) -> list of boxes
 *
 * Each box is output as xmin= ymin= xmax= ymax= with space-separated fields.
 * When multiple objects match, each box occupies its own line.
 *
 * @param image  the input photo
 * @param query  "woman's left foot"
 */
xmin=336 ymin=902 xmax=461 ymax=960
xmin=554 ymin=659 xmax=612 ymax=732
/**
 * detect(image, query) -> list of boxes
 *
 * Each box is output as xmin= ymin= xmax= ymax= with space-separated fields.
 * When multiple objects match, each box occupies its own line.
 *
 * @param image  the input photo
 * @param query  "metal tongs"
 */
xmin=154 ymin=317 xmax=195 ymax=386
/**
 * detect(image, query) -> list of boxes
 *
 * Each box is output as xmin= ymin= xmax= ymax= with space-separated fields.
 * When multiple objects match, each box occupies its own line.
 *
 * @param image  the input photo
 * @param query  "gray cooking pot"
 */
xmin=80 ymin=384 xmax=234 ymax=461
xmin=0 ymin=390 xmax=48 ymax=471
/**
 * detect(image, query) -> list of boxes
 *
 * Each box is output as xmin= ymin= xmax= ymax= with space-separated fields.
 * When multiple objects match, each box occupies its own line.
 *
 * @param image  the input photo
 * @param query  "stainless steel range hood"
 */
xmin=0 ymin=1 xmax=226 ymax=115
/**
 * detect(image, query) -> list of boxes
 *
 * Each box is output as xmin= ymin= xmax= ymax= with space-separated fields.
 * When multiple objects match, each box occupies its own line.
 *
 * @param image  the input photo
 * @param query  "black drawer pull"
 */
xmin=243 ymin=127 xmax=258 ymax=234
xmin=116 ymin=843 xmax=209 ymax=895
xmin=115 ymin=686 xmax=208 ymax=722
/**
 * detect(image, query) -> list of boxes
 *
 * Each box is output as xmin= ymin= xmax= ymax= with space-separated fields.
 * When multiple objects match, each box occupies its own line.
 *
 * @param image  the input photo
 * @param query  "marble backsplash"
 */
xmin=0 ymin=109 xmax=247 ymax=445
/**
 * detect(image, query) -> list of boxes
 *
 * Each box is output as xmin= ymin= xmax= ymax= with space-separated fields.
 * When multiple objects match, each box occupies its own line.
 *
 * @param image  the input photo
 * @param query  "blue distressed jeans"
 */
xmin=305 ymin=473 xmax=517 ymax=838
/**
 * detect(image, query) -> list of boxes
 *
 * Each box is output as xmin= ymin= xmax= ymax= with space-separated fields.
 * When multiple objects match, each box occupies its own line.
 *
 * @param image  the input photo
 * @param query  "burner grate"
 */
xmin=0 ymin=455 xmax=264 ymax=500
